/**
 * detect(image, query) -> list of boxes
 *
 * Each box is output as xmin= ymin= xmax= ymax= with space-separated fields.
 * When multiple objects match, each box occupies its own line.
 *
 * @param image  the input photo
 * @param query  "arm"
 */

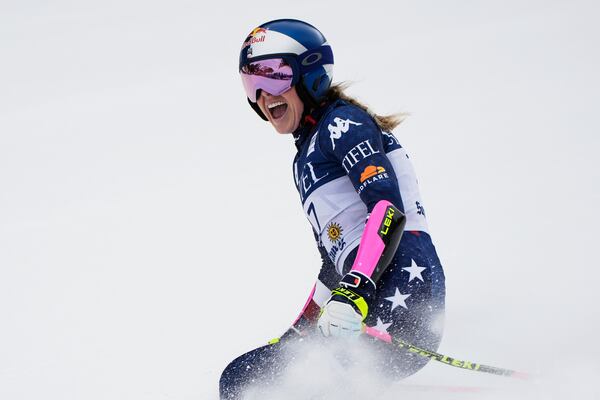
xmin=317 ymin=200 xmax=405 ymax=337
xmin=281 ymin=198 xmax=405 ymax=341
xmin=350 ymin=199 xmax=406 ymax=282
xmin=317 ymin=106 xmax=407 ymax=336
xmin=289 ymin=202 xmax=405 ymax=336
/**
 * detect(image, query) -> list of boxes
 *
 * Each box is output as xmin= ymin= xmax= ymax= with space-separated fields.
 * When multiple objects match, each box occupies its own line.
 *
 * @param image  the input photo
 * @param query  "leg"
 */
xmin=366 ymin=231 xmax=446 ymax=380
xmin=219 ymin=342 xmax=286 ymax=400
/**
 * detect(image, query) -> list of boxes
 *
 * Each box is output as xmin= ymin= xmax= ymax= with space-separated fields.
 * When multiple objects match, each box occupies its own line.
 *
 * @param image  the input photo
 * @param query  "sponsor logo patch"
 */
xmin=379 ymin=207 xmax=395 ymax=236
xmin=341 ymin=139 xmax=380 ymax=173
xmin=328 ymin=117 xmax=362 ymax=150
xmin=298 ymin=161 xmax=329 ymax=202
xmin=360 ymin=165 xmax=386 ymax=183
xmin=326 ymin=222 xmax=343 ymax=243
xmin=382 ymin=131 xmax=400 ymax=146
xmin=243 ymin=27 xmax=267 ymax=55
xmin=357 ymin=165 xmax=389 ymax=194
xmin=416 ymin=201 xmax=426 ymax=217
xmin=328 ymin=237 xmax=346 ymax=261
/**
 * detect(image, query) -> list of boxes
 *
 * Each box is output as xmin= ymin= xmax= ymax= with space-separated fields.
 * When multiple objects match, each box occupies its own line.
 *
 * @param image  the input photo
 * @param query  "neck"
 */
xmin=293 ymin=102 xmax=330 ymax=149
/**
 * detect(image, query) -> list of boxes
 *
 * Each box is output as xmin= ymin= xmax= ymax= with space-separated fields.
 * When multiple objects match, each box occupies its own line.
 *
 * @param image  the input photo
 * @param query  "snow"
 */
xmin=0 ymin=1 xmax=599 ymax=399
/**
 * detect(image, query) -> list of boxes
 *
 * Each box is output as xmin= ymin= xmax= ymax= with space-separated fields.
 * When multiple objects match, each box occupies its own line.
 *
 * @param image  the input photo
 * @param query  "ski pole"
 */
xmin=364 ymin=326 xmax=530 ymax=380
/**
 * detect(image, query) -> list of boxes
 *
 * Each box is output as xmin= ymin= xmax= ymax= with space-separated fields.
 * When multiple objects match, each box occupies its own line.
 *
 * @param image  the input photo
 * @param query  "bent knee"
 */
xmin=219 ymin=360 xmax=239 ymax=400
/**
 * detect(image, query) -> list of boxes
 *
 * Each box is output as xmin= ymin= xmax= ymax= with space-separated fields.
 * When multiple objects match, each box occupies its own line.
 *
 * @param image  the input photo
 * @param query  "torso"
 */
xmin=293 ymin=102 xmax=429 ymax=274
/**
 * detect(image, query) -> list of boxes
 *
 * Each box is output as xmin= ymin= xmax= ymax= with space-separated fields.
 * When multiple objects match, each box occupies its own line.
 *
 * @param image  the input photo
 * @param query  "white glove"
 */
xmin=317 ymin=300 xmax=363 ymax=338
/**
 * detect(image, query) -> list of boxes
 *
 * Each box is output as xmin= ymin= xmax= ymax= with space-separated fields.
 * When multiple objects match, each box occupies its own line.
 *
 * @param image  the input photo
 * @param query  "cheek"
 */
xmin=296 ymin=102 xmax=304 ymax=121
xmin=257 ymin=101 xmax=266 ymax=115
xmin=289 ymin=97 xmax=302 ymax=118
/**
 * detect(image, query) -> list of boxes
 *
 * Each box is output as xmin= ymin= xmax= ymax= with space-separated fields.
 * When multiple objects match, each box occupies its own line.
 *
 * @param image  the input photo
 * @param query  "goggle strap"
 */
xmin=297 ymin=46 xmax=334 ymax=74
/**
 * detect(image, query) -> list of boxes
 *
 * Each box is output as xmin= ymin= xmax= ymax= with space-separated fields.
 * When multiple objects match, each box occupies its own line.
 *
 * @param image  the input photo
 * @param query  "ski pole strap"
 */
xmin=351 ymin=200 xmax=406 ymax=282
xmin=363 ymin=327 xmax=530 ymax=380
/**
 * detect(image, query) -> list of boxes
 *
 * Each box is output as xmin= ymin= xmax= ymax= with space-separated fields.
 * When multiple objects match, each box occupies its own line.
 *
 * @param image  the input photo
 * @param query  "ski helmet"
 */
xmin=239 ymin=19 xmax=334 ymax=120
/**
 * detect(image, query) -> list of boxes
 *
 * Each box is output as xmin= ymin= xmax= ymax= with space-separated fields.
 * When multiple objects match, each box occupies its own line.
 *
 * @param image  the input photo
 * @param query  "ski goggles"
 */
xmin=240 ymin=58 xmax=295 ymax=103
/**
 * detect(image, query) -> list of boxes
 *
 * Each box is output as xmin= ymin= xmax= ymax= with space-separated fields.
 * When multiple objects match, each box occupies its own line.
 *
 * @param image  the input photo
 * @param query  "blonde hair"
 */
xmin=326 ymin=82 xmax=407 ymax=132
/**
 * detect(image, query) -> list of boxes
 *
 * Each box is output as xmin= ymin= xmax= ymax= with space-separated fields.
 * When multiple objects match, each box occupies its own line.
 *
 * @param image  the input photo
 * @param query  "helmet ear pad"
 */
xmin=301 ymin=65 xmax=333 ymax=103
xmin=248 ymin=97 xmax=268 ymax=121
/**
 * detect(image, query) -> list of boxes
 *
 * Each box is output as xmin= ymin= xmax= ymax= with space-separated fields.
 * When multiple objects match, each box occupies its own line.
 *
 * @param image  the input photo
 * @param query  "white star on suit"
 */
xmin=385 ymin=288 xmax=411 ymax=311
xmin=402 ymin=259 xmax=427 ymax=282
xmin=373 ymin=317 xmax=392 ymax=333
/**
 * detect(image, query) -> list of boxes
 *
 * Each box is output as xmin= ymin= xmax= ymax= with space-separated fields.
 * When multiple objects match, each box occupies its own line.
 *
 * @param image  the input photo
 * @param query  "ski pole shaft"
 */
xmin=363 ymin=326 xmax=530 ymax=380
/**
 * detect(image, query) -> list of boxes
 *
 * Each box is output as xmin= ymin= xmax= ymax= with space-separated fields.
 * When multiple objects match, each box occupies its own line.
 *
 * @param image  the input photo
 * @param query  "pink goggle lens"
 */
xmin=240 ymin=58 xmax=294 ymax=102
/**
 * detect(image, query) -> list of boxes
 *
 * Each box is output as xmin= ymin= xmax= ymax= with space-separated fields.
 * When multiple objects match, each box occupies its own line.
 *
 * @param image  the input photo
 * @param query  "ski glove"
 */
xmin=317 ymin=271 xmax=376 ymax=338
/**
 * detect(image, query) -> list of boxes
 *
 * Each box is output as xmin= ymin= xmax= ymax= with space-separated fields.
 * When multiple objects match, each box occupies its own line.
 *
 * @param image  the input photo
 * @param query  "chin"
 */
xmin=271 ymin=120 xmax=294 ymax=134
xmin=275 ymin=126 xmax=291 ymax=134
xmin=266 ymin=110 xmax=299 ymax=134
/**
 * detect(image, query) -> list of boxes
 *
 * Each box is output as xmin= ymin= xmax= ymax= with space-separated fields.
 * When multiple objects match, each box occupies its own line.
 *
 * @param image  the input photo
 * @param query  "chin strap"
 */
xmin=248 ymin=97 xmax=268 ymax=121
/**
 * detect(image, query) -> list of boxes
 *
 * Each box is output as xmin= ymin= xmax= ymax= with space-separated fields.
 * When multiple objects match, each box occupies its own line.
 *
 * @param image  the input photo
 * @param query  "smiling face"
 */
xmin=257 ymin=87 xmax=304 ymax=134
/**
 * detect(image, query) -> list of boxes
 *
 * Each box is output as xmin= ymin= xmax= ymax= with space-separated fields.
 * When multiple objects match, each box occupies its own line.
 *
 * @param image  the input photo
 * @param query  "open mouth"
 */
xmin=267 ymin=101 xmax=288 ymax=120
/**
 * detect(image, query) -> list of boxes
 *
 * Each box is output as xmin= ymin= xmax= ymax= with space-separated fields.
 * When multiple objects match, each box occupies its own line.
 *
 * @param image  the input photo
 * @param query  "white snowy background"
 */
xmin=1 ymin=0 xmax=599 ymax=399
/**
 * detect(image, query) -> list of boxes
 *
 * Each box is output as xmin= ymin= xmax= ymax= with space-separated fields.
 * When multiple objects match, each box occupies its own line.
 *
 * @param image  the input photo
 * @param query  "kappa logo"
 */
xmin=328 ymin=117 xmax=362 ymax=150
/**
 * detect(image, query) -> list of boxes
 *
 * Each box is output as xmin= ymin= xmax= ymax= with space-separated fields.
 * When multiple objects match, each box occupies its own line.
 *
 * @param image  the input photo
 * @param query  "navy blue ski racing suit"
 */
xmin=219 ymin=100 xmax=446 ymax=399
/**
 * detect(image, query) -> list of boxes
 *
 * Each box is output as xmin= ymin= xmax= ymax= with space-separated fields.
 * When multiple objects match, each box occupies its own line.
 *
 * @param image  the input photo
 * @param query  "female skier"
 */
xmin=220 ymin=19 xmax=446 ymax=399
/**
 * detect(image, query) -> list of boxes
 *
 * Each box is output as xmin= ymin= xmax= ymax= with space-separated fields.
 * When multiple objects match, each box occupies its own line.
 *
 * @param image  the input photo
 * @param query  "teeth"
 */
xmin=268 ymin=101 xmax=286 ymax=109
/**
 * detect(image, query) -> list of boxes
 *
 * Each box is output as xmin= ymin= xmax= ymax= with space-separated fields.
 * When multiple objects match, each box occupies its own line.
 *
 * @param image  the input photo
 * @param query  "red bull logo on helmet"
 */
xmin=249 ymin=27 xmax=267 ymax=36
xmin=243 ymin=27 xmax=267 ymax=49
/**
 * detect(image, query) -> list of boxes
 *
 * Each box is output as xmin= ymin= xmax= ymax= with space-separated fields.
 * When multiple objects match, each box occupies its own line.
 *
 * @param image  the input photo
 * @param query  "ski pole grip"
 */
xmin=351 ymin=200 xmax=406 ymax=283
xmin=364 ymin=326 xmax=392 ymax=343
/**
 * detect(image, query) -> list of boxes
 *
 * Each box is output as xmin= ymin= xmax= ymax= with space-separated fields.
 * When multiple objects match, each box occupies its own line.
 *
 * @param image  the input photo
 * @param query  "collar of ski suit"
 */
xmin=293 ymin=100 xmax=345 ymax=151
